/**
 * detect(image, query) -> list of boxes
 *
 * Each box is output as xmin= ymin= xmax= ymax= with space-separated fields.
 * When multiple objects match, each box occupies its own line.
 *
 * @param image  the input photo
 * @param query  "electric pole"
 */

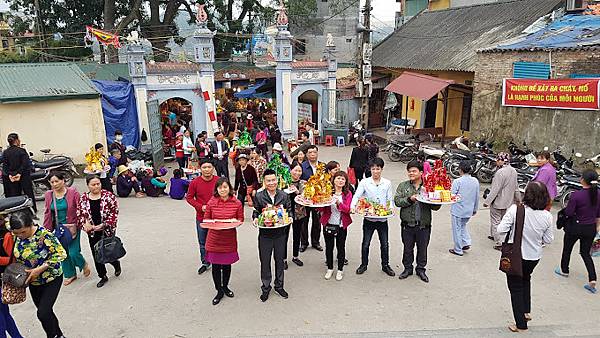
xmin=248 ymin=10 xmax=254 ymax=65
xmin=359 ymin=0 xmax=372 ymax=129
xmin=34 ymin=0 xmax=47 ymax=62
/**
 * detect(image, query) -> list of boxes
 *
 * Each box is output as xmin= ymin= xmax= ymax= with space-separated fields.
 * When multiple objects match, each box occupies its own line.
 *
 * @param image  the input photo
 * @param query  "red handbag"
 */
xmin=347 ymin=167 xmax=357 ymax=185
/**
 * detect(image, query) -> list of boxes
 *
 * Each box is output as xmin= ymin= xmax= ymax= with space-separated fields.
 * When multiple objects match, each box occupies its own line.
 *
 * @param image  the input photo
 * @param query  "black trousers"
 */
xmin=176 ymin=157 xmax=186 ymax=169
xmin=300 ymin=208 xmax=321 ymax=247
xmin=2 ymin=176 xmax=36 ymax=212
xmin=100 ymin=177 xmax=113 ymax=193
xmin=324 ymin=227 xmax=347 ymax=271
xmin=211 ymin=264 xmax=232 ymax=292
xmin=258 ymin=230 xmax=286 ymax=292
xmin=353 ymin=167 xmax=366 ymax=184
xmin=285 ymin=218 xmax=305 ymax=259
xmin=560 ymin=223 xmax=597 ymax=282
xmin=507 ymin=259 xmax=539 ymax=329
xmin=215 ymin=159 xmax=229 ymax=178
xmin=29 ymin=275 xmax=63 ymax=338
xmin=361 ymin=219 xmax=390 ymax=267
xmin=88 ymin=231 xmax=121 ymax=278
xmin=401 ymin=226 xmax=431 ymax=273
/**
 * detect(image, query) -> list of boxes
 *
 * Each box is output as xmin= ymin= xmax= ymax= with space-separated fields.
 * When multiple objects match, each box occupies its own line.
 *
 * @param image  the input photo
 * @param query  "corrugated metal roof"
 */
xmin=372 ymin=0 xmax=563 ymax=72
xmin=483 ymin=14 xmax=600 ymax=52
xmin=0 ymin=63 xmax=100 ymax=103
xmin=77 ymin=62 xmax=131 ymax=81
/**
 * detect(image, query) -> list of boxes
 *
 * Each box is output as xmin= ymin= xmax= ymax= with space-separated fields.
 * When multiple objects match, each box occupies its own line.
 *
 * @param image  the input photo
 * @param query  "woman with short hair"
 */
xmin=497 ymin=181 xmax=553 ymax=332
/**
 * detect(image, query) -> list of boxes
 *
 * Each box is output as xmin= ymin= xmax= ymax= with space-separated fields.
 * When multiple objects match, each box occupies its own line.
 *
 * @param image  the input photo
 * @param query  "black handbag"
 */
xmin=499 ymin=204 xmax=525 ymax=277
xmin=324 ymin=224 xmax=339 ymax=236
xmin=93 ymin=233 xmax=126 ymax=264
xmin=556 ymin=208 xmax=577 ymax=230
xmin=2 ymin=241 xmax=29 ymax=289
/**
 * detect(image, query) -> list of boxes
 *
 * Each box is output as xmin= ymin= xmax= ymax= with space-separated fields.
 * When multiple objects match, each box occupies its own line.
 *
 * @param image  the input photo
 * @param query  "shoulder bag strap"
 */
xmin=52 ymin=192 xmax=60 ymax=230
xmin=514 ymin=204 xmax=525 ymax=247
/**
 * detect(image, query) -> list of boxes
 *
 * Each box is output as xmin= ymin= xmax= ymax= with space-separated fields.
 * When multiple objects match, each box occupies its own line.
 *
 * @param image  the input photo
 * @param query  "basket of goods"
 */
xmin=267 ymin=154 xmax=292 ymax=189
xmin=201 ymin=219 xmax=243 ymax=230
xmin=83 ymin=147 xmax=110 ymax=175
xmin=416 ymin=160 xmax=460 ymax=205
xmin=294 ymin=163 xmax=335 ymax=207
xmin=236 ymin=129 xmax=255 ymax=149
xmin=256 ymin=205 xmax=292 ymax=229
xmin=355 ymin=198 xmax=394 ymax=218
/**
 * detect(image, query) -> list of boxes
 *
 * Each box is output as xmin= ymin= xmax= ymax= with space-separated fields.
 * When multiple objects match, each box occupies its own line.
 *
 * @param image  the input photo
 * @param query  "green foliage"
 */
xmin=0 ymin=49 xmax=36 ymax=63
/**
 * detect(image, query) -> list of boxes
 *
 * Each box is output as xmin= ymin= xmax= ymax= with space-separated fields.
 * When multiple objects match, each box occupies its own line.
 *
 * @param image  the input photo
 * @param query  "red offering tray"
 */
xmin=200 ymin=219 xmax=243 ymax=230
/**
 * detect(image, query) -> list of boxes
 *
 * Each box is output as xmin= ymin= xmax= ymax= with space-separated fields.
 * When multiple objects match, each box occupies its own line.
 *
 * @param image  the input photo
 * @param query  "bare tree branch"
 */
xmin=115 ymin=0 xmax=144 ymax=32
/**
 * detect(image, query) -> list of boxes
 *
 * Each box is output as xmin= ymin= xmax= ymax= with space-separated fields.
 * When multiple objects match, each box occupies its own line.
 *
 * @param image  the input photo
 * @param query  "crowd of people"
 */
xmin=1 ymin=128 xmax=599 ymax=336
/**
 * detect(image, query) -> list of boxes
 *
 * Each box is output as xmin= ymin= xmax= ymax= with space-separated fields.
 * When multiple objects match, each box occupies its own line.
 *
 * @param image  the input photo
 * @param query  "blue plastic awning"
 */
xmin=234 ymin=79 xmax=274 ymax=99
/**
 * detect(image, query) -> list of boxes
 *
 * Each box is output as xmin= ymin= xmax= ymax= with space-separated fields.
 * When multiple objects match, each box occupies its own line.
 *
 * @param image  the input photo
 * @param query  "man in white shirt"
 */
xmin=351 ymin=157 xmax=396 ymax=277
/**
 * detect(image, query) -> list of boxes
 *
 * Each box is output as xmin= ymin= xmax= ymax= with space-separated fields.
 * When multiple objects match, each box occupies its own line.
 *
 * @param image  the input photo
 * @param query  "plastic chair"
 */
xmin=325 ymin=135 xmax=335 ymax=146
xmin=336 ymin=136 xmax=345 ymax=147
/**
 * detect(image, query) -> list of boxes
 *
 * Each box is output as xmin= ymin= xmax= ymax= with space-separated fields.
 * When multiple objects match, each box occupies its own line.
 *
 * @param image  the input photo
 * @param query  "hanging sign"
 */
xmin=84 ymin=26 xmax=122 ymax=49
xmin=502 ymin=78 xmax=600 ymax=110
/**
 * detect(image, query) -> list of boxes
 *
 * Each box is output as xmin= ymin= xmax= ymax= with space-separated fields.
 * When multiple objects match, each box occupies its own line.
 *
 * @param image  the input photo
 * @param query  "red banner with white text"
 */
xmin=502 ymin=78 xmax=600 ymax=110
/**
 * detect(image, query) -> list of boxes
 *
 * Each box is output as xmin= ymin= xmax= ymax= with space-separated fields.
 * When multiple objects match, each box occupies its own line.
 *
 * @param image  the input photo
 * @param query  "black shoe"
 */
xmin=223 ymin=287 xmax=234 ymax=298
xmin=398 ymin=269 xmax=413 ymax=279
xmin=356 ymin=265 xmax=367 ymax=275
xmin=487 ymin=236 xmax=494 ymax=241
xmin=197 ymin=265 xmax=208 ymax=275
xmin=96 ymin=276 xmax=108 ymax=288
xmin=299 ymin=245 xmax=307 ymax=253
xmin=382 ymin=265 xmax=396 ymax=277
xmin=292 ymin=258 xmax=304 ymax=266
xmin=462 ymin=246 xmax=471 ymax=251
xmin=344 ymin=259 xmax=348 ymax=266
xmin=284 ymin=260 xmax=288 ymax=270
xmin=312 ymin=244 xmax=323 ymax=251
xmin=274 ymin=288 xmax=288 ymax=299
xmin=416 ymin=271 xmax=429 ymax=283
xmin=212 ymin=291 xmax=224 ymax=305
xmin=260 ymin=290 xmax=269 ymax=302
xmin=114 ymin=267 xmax=122 ymax=277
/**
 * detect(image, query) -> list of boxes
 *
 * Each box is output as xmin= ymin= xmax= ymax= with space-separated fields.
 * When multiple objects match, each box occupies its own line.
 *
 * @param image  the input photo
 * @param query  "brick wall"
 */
xmin=471 ymin=49 xmax=600 ymax=157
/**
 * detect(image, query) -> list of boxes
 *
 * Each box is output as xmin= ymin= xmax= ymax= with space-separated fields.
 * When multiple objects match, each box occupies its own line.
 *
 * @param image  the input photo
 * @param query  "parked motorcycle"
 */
xmin=31 ymin=156 xmax=77 ymax=187
xmin=0 ymin=195 xmax=35 ymax=217
xmin=31 ymin=169 xmax=52 ymax=201
xmin=584 ymin=153 xmax=600 ymax=175
xmin=559 ymin=174 xmax=583 ymax=209
xmin=508 ymin=141 xmax=535 ymax=169
xmin=348 ymin=120 xmax=366 ymax=145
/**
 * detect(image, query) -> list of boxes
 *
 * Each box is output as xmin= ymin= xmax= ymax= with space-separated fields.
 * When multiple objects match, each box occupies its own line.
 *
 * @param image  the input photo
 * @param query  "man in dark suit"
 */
xmin=209 ymin=131 xmax=230 ymax=178
xmin=299 ymin=144 xmax=323 ymax=252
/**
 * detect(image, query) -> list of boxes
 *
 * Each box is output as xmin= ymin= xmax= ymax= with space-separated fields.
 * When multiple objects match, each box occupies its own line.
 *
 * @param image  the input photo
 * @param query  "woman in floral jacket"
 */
xmin=77 ymin=175 xmax=121 ymax=288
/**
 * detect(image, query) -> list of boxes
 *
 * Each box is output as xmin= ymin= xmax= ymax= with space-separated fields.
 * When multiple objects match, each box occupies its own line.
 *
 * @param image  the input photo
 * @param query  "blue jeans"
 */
xmin=451 ymin=215 xmax=472 ymax=255
xmin=196 ymin=220 xmax=209 ymax=267
xmin=0 ymin=299 xmax=23 ymax=338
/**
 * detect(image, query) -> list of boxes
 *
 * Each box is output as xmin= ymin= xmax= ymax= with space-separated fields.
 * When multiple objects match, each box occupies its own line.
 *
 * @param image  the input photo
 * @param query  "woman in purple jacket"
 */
xmin=43 ymin=172 xmax=91 ymax=286
xmin=555 ymin=170 xmax=599 ymax=294
xmin=319 ymin=171 xmax=353 ymax=281
xmin=532 ymin=151 xmax=557 ymax=201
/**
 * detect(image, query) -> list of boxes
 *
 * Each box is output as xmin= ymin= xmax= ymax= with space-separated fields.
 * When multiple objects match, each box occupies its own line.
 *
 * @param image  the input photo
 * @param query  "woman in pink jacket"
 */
xmin=319 ymin=171 xmax=353 ymax=281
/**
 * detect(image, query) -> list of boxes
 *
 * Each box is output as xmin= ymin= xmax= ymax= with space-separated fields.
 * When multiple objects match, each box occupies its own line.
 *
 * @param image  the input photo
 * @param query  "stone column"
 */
xmin=325 ymin=38 xmax=338 ymax=124
xmin=125 ymin=40 xmax=151 ymax=145
xmin=274 ymin=5 xmax=294 ymax=139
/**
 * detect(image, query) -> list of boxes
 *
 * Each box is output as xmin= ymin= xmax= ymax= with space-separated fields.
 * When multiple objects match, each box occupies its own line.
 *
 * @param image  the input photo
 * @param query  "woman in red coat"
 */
xmin=203 ymin=177 xmax=244 ymax=305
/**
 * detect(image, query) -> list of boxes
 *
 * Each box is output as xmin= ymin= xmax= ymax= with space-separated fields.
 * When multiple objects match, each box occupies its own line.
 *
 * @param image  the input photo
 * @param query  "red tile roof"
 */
xmin=291 ymin=61 xmax=328 ymax=69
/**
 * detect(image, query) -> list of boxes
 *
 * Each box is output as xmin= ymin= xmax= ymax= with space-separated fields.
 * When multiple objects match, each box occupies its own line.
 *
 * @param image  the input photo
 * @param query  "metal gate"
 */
xmin=146 ymin=100 xmax=164 ymax=169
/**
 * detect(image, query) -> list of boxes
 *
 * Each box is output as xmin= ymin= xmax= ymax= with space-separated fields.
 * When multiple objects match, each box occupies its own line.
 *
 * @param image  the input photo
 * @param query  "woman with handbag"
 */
xmin=233 ymin=154 xmax=258 ymax=206
xmin=319 ymin=171 xmax=353 ymax=281
xmin=285 ymin=161 xmax=308 ymax=268
xmin=9 ymin=210 xmax=67 ymax=338
xmin=497 ymin=181 xmax=553 ymax=332
xmin=203 ymin=178 xmax=244 ymax=305
xmin=555 ymin=170 xmax=599 ymax=294
xmin=0 ymin=217 xmax=23 ymax=338
xmin=76 ymin=175 xmax=121 ymax=288
xmin=43 ymin=172 xmax=91 ymax=286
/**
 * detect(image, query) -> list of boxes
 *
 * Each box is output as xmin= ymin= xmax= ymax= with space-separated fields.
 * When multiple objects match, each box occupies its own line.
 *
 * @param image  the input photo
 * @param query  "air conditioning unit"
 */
xmin=566 ymin=0 xmax=586 ymax=12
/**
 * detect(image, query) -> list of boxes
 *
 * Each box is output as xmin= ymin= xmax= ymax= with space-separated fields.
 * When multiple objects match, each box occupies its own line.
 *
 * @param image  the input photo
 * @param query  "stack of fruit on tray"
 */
xmin=267 ymin=153 xmax=292 ymax=189
xmin=257 ymin=205 xmax=291 ymax=228
xmin=236 ymin=129 xmax=254 ymax=149
xmin=421 ymin=160 xmax=457 ymax=203
xmin=84 ymin=147 xmax=109 ymax=174
xmin=297 ymin=163 xmax=334 ymax=205
xmin=355 ymin=197 xmax=393 ymax=217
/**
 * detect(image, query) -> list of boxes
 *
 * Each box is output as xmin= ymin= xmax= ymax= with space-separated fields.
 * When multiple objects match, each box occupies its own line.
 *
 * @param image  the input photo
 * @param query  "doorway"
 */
xmin=424 ymin=97 xmax=438 ymax=128
xmin=298 ymin=90 xmax=320 ymax=136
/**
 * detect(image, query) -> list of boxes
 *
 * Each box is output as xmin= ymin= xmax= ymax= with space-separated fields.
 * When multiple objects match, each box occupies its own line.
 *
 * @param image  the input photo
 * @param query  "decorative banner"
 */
xmin=502 ymin=78 xmax=600 ymax=111
xmin=84 ymin=26 xmax=122 ymax=49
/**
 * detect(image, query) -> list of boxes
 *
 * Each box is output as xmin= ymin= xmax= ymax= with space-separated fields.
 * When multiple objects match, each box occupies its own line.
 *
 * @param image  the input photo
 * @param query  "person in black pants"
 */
xmin=253 ymin=169 xmax=292 ymax=302
xmin=300 ymin=145 xmax=323 ymax=251
xmin=349 ymin=137 xmax=369 ymax=185
xmin=1 ymin=133 xmax=36 ymax=212
xmin=78 ymin=175 xmax=122 ymax=288
xmin=556 ymin=170 xmax=599 ymax=294
xmin=284 ymin=161 xmax=307 ymax=268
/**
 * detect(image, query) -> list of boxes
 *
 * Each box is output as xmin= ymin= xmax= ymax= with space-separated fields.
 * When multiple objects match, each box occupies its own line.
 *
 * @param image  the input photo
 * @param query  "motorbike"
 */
xmin=508 ymin=141 xmax=535 ymax=169
xmin=348 ymin=120 xmax=366 ymax=145
xmin=31 ymin=156 xmax=77 ymax=187
xmin=31 ymin=169 xmax=52 ymax=201
xmin=0 ymin=195 xmax=35 ymax=217
xmin=559 ymin=174 xmax=583 ymax=209
xmin=387 ymin=135 xmax=419 ymax=163
xmin=584 ymin=153 xmax=600 ymax=175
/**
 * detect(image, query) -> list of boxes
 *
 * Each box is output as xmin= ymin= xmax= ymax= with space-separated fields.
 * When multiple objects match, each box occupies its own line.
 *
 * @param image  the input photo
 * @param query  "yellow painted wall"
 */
xmin=429 ymin=0 xmax=451 ymax=11
xmin=0 ymin=98 xmax=107 ymax=164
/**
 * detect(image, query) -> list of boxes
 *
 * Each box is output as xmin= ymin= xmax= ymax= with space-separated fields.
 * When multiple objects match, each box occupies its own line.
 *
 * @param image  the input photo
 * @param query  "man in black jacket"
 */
xmin=253 ymin=169 xmax=292 ymax=302
xmin=209 ymin=131 xmax=230 ymax=178
xmin=1 ymin=133 xmax=36 ymax=211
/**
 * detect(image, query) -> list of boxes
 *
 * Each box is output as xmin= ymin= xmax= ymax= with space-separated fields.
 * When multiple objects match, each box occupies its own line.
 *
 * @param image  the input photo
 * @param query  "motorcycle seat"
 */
xmin=40 ymin=149 xmax=51 ymax=154
xmin=30 ymin=170 xmax=47 ymax=180
xmin=33 ymin=158 xmax=66 ymax=169
xmin=0 ymin=196 xmax=32 ymax=214
xmin=563 ymin=175 xmax=581 ymax=183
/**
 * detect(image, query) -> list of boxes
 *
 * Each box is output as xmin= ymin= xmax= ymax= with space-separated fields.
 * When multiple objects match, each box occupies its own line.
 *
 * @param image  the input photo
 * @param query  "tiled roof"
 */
xmin=145 ymin=61 xmax=275 ymax=81
xmin=372 ymin=0 xmax=563 ymax=72
xmin=0 ymin=63 xmax=100 ymax=103
xmin=291 ymin=61 xmax=328 ymax=69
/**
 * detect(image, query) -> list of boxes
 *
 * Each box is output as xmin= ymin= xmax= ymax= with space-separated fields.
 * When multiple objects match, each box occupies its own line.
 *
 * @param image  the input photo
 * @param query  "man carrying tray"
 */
xmin=253 ymin=169 xmax=292 ymax=302
xmin=351 ymin=157 xmax=396 ymax=277
xmin=394 ymin=160 xmax=441 ymax=283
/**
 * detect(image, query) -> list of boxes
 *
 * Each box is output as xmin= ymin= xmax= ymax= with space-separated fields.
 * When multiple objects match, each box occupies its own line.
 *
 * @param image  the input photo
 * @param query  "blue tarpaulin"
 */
xmin=234 ymin=79 xmax=274 ymax=99
xmin=92 ymin=80 xmax=140 ymax=149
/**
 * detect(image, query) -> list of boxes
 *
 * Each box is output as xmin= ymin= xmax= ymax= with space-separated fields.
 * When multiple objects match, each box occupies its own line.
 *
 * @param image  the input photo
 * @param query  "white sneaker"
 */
xmin=324 ymin=269 xmax=334 ymax=280
xmin=336 ymin=271 xmax=343 ymax=281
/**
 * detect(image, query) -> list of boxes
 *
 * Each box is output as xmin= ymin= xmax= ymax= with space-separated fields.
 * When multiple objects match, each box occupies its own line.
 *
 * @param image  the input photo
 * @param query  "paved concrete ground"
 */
xmin=10 ymin=146 xmax=600 ymax=338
